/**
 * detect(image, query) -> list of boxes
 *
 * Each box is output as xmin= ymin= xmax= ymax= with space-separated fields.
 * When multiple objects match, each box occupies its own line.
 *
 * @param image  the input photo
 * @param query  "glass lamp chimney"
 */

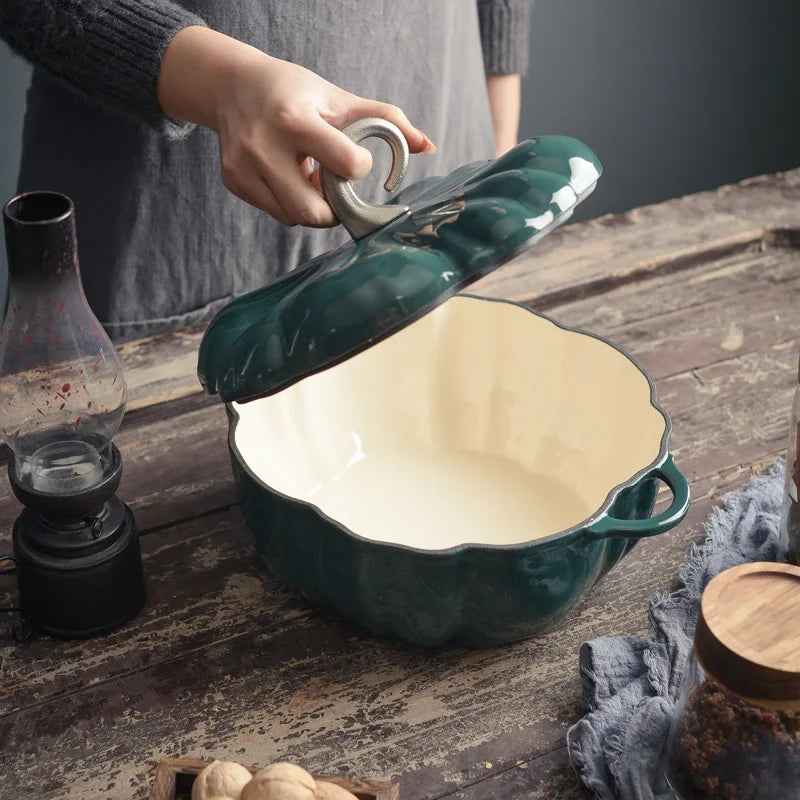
xmin=0 ymin=192 xmax=126 ymax=494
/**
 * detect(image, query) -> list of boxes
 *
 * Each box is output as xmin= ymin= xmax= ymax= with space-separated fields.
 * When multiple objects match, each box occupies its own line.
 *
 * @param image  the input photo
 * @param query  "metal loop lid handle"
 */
xmin=321 ymin=117 xmax=411 ymax=240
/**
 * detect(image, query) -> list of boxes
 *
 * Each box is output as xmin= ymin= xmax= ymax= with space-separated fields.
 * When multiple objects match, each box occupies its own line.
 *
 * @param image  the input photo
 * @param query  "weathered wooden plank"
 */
xmin=524 ymin=230 xmax=766 ymax=312
xmin=434 ymin=747 xmax=583 ymax=800
xmin=118 ymin=325 xmax=206 ymax=412
xmin=541 ymin=239 xmax=796 ymax=333
xmin=539 ymin=240 xmax=799 ymax=379
xmin=112 ymin=401 xmax=235 ymax=533
xmin=0 ymin=506 xmax=303 ymax=715
xmin=474 ymin=169 xmax=800 ymax=305
xmin=122 ymin=391 xmax=220 ymax=432
xmin=0 ymin=472 xmax=763 ymax=800
xmin=662 ymin=340 xmax=796 ymax=483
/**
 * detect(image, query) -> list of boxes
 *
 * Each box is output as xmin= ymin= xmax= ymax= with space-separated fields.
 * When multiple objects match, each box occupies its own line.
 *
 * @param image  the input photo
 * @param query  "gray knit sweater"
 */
xmin=0 ymin=1 xmax=531 ymax=341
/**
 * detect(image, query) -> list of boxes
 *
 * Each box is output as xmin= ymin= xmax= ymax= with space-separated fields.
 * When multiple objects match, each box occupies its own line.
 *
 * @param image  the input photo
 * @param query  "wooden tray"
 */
xmin=149 ymin=758 xmax=399 ymax=800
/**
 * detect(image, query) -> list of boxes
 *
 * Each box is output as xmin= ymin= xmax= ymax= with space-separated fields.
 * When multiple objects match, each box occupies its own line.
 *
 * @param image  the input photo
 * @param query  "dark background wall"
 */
xmin=1 ymin=0 xmax=799 ymax=289
xmin=518 ymin=0 xmax=800 ymax=223
xmin=0 ymin=50 xmax=29 ymax=286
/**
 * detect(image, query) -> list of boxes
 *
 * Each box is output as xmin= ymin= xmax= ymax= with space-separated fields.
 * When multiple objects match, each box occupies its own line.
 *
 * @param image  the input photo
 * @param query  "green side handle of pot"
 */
xmin=587 ymin=455 xmax=691 ymax=540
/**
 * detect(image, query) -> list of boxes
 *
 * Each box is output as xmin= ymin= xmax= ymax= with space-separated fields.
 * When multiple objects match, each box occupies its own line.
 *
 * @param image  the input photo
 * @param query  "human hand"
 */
xmin=158 ymin=26 xmax=436 ymax=227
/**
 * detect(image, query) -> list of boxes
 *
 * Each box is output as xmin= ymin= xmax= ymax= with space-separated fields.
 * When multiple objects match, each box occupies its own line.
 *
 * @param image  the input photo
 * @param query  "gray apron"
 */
xmin=18 ymin=0 xmax=495 ymax=341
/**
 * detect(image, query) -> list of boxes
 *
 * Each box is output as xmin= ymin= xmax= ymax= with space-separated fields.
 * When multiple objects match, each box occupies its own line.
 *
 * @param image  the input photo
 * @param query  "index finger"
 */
xmin=345 ymin=99 xmax=437 ymax=154
xmin=294 ymin=118 xmax=374 ymax=181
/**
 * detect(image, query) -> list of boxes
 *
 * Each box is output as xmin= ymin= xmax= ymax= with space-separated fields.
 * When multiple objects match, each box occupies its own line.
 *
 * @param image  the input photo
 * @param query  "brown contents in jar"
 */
xmin=790 ymin=421 xmax=800 ymax=565
xmin=672 ymin=680 xmax=800 ymax=799
xmin=787 ymin=502 xmax=800 ymax=566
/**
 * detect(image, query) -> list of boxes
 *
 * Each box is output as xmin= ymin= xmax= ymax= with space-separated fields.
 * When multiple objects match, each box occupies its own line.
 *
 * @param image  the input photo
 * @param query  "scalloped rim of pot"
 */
xmin=227 ymin=295 xmax=676 ymax=555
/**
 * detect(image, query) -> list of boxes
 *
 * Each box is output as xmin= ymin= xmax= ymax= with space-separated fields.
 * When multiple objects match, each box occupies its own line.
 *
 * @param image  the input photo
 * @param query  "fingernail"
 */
xmin=409 ymin=126 xmax=437 ymax=155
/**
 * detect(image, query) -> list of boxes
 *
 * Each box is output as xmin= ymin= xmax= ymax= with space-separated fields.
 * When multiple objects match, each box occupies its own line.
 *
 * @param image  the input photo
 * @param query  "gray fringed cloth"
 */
xmin=567 ymin=461 xmax=788 ymax=800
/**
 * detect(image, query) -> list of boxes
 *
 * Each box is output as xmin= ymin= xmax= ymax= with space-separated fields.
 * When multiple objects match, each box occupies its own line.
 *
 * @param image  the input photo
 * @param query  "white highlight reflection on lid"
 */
xmin=568 ymin=156 xmax=600 ymax=196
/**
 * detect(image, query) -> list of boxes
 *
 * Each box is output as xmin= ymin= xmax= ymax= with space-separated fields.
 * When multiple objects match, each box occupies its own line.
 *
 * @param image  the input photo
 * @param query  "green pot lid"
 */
xmin=198 ymin=119 xmax=602 ymax=403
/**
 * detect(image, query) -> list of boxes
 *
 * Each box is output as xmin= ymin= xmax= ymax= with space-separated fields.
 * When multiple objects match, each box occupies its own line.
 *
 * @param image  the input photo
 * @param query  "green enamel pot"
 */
xmin=199 ymin=124 xmax=690 ymax=647
xmin=225 ymin=295 xmax=689 ymax=648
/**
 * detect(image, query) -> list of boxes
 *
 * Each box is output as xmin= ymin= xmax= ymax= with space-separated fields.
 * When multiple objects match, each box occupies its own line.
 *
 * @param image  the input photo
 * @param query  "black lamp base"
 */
xmin=8 ymin=445 xmax=145 ymax=639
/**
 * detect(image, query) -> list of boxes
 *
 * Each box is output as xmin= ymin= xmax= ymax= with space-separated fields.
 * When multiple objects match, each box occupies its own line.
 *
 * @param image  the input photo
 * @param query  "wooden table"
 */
xmin=1 ymin=170 xmax=798 ymax=800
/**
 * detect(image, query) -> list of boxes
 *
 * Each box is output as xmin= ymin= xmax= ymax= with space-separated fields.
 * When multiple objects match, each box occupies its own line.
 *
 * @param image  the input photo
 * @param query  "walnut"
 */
xmin=240 ymin=763 xmax=316 ymax=800
xmin=192 ymin=761 xmax=253 ymax=800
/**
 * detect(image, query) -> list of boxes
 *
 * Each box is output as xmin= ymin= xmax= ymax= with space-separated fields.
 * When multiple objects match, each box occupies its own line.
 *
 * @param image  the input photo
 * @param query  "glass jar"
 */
xmin=662 ymin=562 xmax=800 ymax=800
xmin=780 ymin=358 xmax=800 ymax=564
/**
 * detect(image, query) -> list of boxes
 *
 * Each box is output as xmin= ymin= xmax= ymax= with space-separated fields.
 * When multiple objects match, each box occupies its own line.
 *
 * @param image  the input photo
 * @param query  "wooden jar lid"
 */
xmin=694 ymin=561 xmax=800 ymax=710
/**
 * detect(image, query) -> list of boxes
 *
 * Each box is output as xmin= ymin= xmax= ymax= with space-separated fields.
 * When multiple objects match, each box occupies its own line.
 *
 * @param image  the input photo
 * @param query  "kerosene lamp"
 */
xmin=0 ymin=191 xmax=144 ymax=638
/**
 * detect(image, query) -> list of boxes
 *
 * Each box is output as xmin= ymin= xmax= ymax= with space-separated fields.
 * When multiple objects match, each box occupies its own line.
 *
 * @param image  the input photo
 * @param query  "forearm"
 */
xmin=477 ymin=1 xmax=529 ymax=155
xmin=486 ymin=73 xmax=521 ymax=156
xmin=0 ymin=0 xmax=205 ymax=137
xmin=158 ymin=26 xmax=248 ymax=130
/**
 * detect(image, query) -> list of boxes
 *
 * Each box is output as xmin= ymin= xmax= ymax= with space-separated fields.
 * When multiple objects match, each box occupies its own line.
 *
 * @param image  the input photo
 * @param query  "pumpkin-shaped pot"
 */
xmin=199 ymin=121 xmax=690 ymax=647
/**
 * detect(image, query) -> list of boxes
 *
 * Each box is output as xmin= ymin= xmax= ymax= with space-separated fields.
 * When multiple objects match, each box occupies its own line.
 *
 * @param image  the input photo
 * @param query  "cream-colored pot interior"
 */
xmin=233 ymin=296 xmax=666 ymax=550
